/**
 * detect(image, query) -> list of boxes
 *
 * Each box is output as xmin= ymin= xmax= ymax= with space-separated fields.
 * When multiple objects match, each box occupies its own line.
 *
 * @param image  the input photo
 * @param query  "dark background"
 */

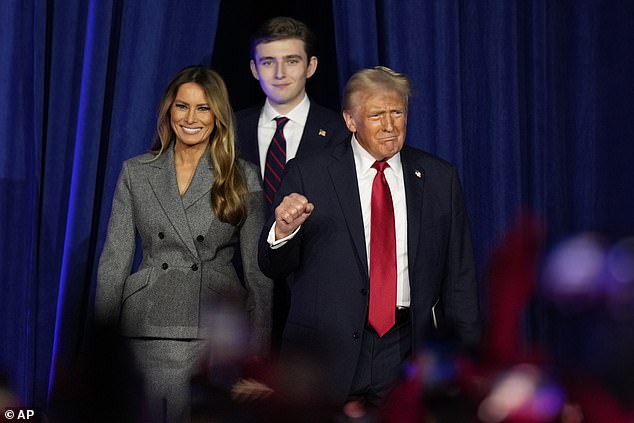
xmin=211 ymin=0 xmax=342 ymax=111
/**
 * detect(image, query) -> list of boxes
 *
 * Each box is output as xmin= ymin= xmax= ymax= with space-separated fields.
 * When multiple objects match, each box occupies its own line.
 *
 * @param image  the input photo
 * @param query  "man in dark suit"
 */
xmin=236 ymin=17 xmax=349 ymax=349
xmin=258 ymin=66 xmax=480 ymax=406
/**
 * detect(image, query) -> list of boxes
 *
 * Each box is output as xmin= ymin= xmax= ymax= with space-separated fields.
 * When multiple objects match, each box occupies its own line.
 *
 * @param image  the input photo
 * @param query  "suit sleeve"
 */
xmin=443 ymin=168 xmax=481 ymax=347
xmin=240 ymin=164 xmax=273 ymax=353
xmin=95 ymin=162 xmax=136 ymax=326
xmin=257 ymin=159 xmax=304 ymax=280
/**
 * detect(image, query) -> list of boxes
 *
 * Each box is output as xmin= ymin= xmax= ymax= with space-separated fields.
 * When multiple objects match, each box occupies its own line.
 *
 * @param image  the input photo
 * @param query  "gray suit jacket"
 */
xmin=97 ymin=144 xmax=272 ymax=351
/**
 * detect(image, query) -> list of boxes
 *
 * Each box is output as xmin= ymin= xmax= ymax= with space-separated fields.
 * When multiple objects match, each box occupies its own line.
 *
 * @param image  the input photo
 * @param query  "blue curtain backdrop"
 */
xmin=332 ymin=0 xmax=634 ymax=266
xmin=0 ymin=0 xmax=221 ymax=407
xmin=2 ymin=0 xmax=633 ymax=411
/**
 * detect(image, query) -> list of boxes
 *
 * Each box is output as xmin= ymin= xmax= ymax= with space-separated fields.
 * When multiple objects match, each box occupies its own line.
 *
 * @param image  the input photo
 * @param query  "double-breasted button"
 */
xmin=158 ymin=232 xmax=165 ymax=239
xmin=196 ymin=235 xmax=204 ymax=242
xmin=352 ymin=331 xmax=360 ymax=340
xmin=191 ymin=264 xmax=199 ymax=271
xmin=161 ymin=262 xmax=168 ymax=270
xmin=360 ymin=288 xmax=367 ymax=296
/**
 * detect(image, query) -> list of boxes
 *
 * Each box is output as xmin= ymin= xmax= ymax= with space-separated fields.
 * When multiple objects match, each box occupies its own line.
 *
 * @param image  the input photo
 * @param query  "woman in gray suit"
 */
xmin=96 ymin=66 xmax=272 ymax=422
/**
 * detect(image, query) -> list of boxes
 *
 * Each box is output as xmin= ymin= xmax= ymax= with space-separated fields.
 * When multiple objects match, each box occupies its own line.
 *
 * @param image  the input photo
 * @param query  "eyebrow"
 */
xmin=258 ymin=54 xmax=304 ymax=62
xmin=174 ymin=99 xmax=210 ymax=107
xmin=367 ymin=107 xmax=404 ymax=115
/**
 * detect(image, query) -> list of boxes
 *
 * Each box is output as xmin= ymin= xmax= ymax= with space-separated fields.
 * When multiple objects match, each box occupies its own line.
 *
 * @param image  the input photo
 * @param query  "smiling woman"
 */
xmin=171 ymin=83 xmax=215 ymax=145
xmin=95 ymin=66 xmax=272 ymax=423
xmin=169 ymin=82 xmax=217 ymax=194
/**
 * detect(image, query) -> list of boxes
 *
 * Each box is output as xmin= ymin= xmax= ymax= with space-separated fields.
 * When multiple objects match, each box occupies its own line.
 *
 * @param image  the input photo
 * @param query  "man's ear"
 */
xmin=306 ymin=56 xmax=318 ymax=79
xmin=342 ymin=111 xmax=356 ymax=132
xmin=249 ymin=60 xmax=260 ymax=80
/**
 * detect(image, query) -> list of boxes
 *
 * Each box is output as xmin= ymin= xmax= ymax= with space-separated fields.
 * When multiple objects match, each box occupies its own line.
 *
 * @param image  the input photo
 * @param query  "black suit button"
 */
xmin=360 ymin=288 xmax=367 ymax=296
xmin=191 ymin=264 xmax=198 ymax=271
xmin=196 ymin=235 xmax=204 ymax=242
xmin=161 ymin=262 xmax=168 ymax=270
xmin=352 ymin=331 xmax=360 ymax=340
xmin=158 ymin=232 xmax=165 ymax=239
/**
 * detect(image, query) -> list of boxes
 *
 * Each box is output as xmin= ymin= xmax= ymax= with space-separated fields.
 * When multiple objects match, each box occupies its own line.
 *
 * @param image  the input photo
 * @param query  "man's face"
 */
xmin=343 ymin=89 xmax=407 ymax=161
xmin=250 ymin=38 xmax=317 ymax=113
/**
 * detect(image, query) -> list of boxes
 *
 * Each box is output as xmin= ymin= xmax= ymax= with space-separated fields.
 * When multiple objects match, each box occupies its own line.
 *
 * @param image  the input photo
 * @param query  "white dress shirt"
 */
xmin=257 ymin=94 xmax=310 ymax=179
xmin=351 ymin=135 xmax=410 ymax=307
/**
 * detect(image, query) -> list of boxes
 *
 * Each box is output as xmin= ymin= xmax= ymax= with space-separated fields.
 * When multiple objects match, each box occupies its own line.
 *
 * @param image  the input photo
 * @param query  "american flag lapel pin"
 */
xmin=318 ymin=129 xmax=327 ymax=137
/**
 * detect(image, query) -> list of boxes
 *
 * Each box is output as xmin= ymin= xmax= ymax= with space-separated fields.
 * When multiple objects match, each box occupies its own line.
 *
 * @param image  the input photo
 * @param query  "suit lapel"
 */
xmin=147 ymin=146 xmax=198 ymax=258
xmin=182 ymin=152 xmax=213 ymax=210
xmin=328 ymin=144 xmax=369 ymax=281
xmin=297 ymin=103 xmax=332 ymax=157
xmin=401 ymin=147 xmax=425 ymax=269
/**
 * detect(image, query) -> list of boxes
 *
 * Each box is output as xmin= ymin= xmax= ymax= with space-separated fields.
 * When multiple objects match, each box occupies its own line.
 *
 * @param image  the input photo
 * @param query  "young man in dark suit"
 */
xmin=236 ymin=17 xmax=349 ymax=349
xmin=236 ymin=16 xmax=349 ymax=206
xmin=259 ymin=66 xmax=480 ymax=406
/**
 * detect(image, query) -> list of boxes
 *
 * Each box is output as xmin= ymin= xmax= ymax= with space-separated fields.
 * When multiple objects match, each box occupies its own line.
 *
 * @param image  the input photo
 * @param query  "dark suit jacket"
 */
xmin=96 ymin=145 xmax=272 ymax=352
xmin=236 ymin=99 xmax=350 ymax=351
xmin=258 ymin=141 xmax=480 ymax=402
xmin=235 ymin=99 xmax=349 ymax=173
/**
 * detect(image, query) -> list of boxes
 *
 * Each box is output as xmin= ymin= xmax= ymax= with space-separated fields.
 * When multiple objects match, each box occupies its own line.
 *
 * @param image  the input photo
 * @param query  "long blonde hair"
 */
xmin=151 ymin=66 xmax=247 ymax=226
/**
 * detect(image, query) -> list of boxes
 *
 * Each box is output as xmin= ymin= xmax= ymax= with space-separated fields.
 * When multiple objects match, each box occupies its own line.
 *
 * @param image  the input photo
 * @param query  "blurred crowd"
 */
xmin=2 ymin=212 xmax=633 ymax=422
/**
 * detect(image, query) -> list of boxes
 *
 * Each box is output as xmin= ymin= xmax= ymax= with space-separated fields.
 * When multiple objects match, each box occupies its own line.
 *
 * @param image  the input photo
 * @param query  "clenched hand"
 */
xmin=274 ymin=193 xmax=314 ymax=240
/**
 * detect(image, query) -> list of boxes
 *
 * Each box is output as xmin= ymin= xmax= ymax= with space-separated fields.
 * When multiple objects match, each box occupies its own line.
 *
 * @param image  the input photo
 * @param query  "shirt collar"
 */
xmin=262 ymin=94 xmax=310 ymax=126
xmin=351 ymin=134 xmax=402 ymax=176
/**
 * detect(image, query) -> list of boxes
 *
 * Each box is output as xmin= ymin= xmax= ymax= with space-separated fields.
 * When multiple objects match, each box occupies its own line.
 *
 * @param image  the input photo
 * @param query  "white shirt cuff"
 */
xmin=267 ymin=223 xmax=301 ymax=249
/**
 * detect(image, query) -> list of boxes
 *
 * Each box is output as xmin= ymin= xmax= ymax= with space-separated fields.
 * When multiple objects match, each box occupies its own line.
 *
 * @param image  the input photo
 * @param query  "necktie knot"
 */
xmin=275 ymin=116 xmax=289 ymax=129
xmin=372 ymin=160 xmax=390 ymax=173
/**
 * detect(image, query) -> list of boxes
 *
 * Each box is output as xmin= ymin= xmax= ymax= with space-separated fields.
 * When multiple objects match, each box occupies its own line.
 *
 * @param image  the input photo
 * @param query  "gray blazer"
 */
xmin=96 ymin=144 xmax=272 ymax=351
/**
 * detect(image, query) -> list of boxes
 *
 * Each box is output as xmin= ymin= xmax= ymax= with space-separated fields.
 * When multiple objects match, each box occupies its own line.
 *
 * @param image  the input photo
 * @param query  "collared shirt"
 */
xmin=351 ymin=135 xmax=410 ymax=307
xmin=257 ymin=94 xmax=310 ymax=179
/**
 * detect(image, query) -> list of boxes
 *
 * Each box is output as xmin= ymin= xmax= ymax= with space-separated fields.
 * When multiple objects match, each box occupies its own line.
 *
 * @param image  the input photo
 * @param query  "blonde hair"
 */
xmin=151 ymin=66 xmax=247 ymax=226
xmin=342 ymin=66 xmax=411 ymax=113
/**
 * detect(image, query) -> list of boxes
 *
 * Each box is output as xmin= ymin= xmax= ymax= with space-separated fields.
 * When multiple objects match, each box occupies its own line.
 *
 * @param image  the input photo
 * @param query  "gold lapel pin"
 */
xmin=318 ymin=129 xmax=327 ymax=137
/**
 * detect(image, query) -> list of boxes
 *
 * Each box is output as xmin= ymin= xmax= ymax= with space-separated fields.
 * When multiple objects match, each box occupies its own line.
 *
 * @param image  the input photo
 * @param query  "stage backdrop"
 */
xmin=1 ymin=0 xmax=633 ymax=409
xmin=332 ymin=0 xmax=634 ymax=265
xmin=0 ymin=0 xmax=222 ymax=407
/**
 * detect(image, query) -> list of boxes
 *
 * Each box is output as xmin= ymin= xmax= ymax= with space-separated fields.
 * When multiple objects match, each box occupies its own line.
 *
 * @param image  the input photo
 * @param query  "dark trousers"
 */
xmin=347 ymin=319 xmax=412 ymax=405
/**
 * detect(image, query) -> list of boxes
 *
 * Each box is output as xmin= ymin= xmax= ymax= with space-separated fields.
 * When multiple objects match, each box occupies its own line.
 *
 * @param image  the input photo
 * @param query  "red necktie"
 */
xmin=263 ymin=116 xmax=289 ymax=205
xmin=369 ymin=160 xmax=397 ymax=337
